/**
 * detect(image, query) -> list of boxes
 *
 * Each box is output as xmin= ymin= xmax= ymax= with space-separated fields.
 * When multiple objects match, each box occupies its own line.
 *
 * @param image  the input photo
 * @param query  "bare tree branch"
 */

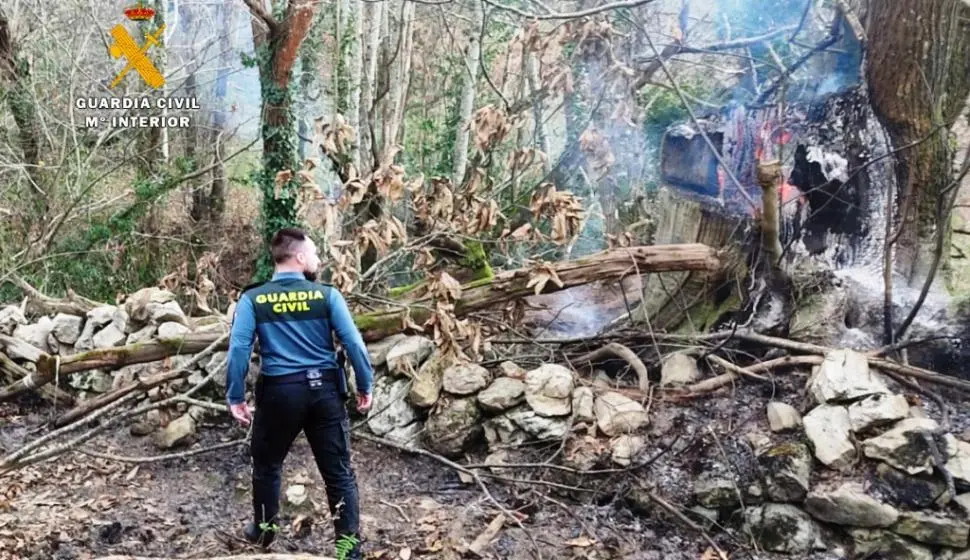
xmin=240 ymin=0 xmax=280 ymax=35
xmin=482 ymin=0 xmax=657 ymax=21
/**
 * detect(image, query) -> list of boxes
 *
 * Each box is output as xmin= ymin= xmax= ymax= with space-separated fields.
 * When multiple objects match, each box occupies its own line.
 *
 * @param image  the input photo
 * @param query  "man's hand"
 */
xmin=229 ymin=402 xmax=253 ymax=426
xmin=356 ymin=393 xmax=372 ymax=413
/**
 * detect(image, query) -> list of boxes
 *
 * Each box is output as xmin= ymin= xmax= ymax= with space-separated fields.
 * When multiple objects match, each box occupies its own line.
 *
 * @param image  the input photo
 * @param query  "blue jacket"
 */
xmin=225 ymin=271 xmax=374 ymax=405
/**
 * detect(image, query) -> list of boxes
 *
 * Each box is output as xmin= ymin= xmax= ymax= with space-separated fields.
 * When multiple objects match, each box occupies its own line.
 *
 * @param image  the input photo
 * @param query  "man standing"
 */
xmin=226 ymin=227 xmax=374 ymax=560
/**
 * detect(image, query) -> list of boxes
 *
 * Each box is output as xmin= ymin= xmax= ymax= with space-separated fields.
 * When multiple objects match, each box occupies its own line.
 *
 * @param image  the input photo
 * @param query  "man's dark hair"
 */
xmin=270 ymin=227 xmax=308 ymax=263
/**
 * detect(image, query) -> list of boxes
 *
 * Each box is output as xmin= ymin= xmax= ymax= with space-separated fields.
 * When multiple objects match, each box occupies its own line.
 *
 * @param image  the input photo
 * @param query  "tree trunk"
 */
xmin=359 ymin=0 xmax=383 ymax=172
xmin=452 ymin=1 xmax=482 ymax=184
xmin=524 ymin=50 xmax=549 ymax=173
xmin=383 ymin=0 xmax=415 ymax=161
xmin=865 ymin=0 xmax=970 ymax=283
xmin=1 ymin=244 xmax=722 ymax=400
xmin=208 ymin=0 xmax=233 ymax=224
xmin=347 ymin=0 xmax=363 ymax=169
xmin=0 ymin=11 xmax=48 ymax=224
xmin=247 ymin=0 xmax=323 ymax=247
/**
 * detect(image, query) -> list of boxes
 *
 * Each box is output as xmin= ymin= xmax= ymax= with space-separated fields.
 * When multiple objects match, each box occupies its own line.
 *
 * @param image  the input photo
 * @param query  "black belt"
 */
xmin=260 ymin=368 xmax=340 ymax=385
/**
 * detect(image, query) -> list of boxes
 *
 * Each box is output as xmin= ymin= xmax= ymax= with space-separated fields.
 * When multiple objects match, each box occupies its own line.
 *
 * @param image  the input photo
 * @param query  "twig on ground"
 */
xmin=379 ymin=499 xmax=411 ymax=523
xmin=642 ymin=487 xmax=729 ymax=560
xmin=573 ymin=342 xmax=650 ymax=392
xmin=77 ymin=439 xmax=246 ymax=464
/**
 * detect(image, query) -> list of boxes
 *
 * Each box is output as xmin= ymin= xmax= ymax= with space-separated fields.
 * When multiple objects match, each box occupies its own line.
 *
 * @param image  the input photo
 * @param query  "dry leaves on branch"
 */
xmin=525 ymin=260 xmax=564 ymax=295
xmin=472 ymin=105 xmax=512 ymax=153
xmin=356 ymin=218 xmax=408 ymax=258
xmin=529 ymin=183 xmax=585 ymax=244
xmin=327 ymin=241 xmax=361 ymax=293
xmin=314 ymin=114 xmax=356 ymax=159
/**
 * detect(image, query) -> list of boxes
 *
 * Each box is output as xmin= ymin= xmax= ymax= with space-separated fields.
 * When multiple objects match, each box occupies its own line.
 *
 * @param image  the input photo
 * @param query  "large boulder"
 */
xmin=157 ymin=322 xmax=190 ymax=339
xmin=803 ymin=404 xmax=856 ymax=470
xmin=477 ymin=377 xmax=526 ymax=413
xmin=803 ymin=482 xmax=900 ymax=528
xmin=442 ymin=363 xmax=491 ymax=396
xmin=425 ymin=397 xmax=483 ymax=457
xmin=571 ymin=387 xmax=595 ymax=423
xmin=386 ymin=336 xmax=435 ymax=377
xmin=594 ymin=392 xmax=647 ymax=436
xmin=807 ymin=348 xmax=889 ymax=405
xmin=148 ymin=301 xmax=188 ymax=326
xmin=790 ymin=283 xmax=849 ymax=346
xmin=524 ymin=364 xmax=574 ymax=417
xmin=694 ymin=476 xmax=741 ymax=509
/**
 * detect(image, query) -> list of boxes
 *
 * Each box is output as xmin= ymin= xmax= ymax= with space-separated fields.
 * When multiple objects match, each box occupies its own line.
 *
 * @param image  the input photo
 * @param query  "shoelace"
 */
xmin=335 ymin=534 xmax=360 ymax=560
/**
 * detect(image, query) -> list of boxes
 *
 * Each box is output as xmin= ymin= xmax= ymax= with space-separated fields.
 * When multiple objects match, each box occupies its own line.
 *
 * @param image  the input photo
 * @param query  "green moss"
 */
xmin=388 ymin=281 xmax=426 ymax=298
xmin=460 ymin=240 xmax=494 ymax=281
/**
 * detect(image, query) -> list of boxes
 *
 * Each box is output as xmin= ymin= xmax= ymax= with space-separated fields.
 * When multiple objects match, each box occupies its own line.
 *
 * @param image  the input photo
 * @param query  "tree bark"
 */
xmin=865 ymin=0 xmax=970 ymax=282
xmin=0 ymin=10 xmax=48 ymax=224
xmin=452 ymin=1 xmax=482 ymax=184
xmin=359 ymin=0 xmax=383 ymax=172
xmin=1 ymin=244 xmax=722 ymax=400
xmin=347 ymin=0 xmax=363 ymax=169
xmin=207 ymin=0 xmax=233 ymax=224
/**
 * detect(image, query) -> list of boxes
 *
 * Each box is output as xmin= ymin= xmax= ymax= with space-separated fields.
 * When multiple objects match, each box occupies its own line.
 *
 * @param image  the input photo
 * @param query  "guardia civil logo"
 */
xmin=109 ymin=2 xmax=166 ymax=90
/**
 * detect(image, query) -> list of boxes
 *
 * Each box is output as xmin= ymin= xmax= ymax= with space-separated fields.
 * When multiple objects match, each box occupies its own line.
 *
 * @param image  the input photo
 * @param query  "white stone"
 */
xmin=442 ymin=363 xmax=491 ymax=395
xmin=743 ymin=504 xmax=820 ymax=554
xmin=92 ymin=324 xmax=126 ymax=348
xmin=506 ymin=408 xmax=570 ymax=440
xmin=51 ymin=313 xmax=84 ymax=345
xmin=157 ymin=322 xmax=190 ymax=339
xmin=126 ymin=325 xmax=156 ymax=345
xmin=13 ymin=316 xmax=53 ymax=353
xmin=148 ymin=300 xmax=187 ymax=326
xmin=366 ymin=333 xmax=407 ymax=367
xmin=594 ymin=391 xmax=647 ymax=437
xmin=804 ymin=482 xmax=900 ymax=528
xmin=477 ymin=377 xmax=526 ymax=412
xmin=86 ymin=305 xmax=117 ymax=328
xmin=807 ymin=348 xmax=889 ymax=404
xmin=286 ymin=484 xmax=308 ymax=506
xmin=0 ymin=305 xmax=27 ymax=335
xmin=803 ymin=404 xmax=856 ymax=470
xmin=848 ymin=393 xmax=910 ymax=432
xmin=367 ymin=377 xmax=417 ymax=436
xmin=385 ymin=336 xmax=435 ymax=377
xmin=524 ymin=364 xmax=574 ymax=417
xmin=611 ymin=435 xmax=645 ymax=466
xmin=571 ymin=387 xmax=595 ymax=423
xmin=385 ymin=422 xmax=424 ymax=448
xmin=945 ymin=439 xmax=970 ymax=485
xmin=409 ymin=351 xmax=449 ymax=408
xmin=766 ymin=402 xmax=802 ymax=432
xmin=660 ymin=352 xmax=700 ymax=386
xmin=154 ymin=414 xmax=196 ymax=449
xmin=861 ymin=417 xmax=941 ymax=475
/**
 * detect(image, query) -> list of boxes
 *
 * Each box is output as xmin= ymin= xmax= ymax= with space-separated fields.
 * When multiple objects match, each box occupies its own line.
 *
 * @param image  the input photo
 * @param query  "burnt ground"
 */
xmin=1 ymin=365 xmax=966 ymax=560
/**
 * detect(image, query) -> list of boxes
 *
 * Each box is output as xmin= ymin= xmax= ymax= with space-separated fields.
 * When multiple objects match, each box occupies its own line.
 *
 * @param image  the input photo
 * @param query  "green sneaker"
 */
xmin=335 ymin=533 xmax=361 ymax=560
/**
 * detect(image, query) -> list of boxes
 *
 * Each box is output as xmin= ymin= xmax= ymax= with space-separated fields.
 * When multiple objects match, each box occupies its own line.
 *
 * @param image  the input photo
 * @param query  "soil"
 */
xmin=0 ymin=361 xmax=965 ymax=560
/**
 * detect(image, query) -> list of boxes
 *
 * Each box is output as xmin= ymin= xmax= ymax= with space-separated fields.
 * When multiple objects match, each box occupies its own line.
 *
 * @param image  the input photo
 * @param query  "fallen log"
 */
xmin=9 ymin=274 xmax=103 ymax=316
xmin=0 ymin=244 xmax=722 ymax=401
xmin=94 ymin=555 xmax=334 ymax=560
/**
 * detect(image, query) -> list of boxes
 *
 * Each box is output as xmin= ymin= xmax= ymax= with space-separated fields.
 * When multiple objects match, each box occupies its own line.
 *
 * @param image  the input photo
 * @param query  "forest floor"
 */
xmin=0 ymin=372 xmax=879 ymax=560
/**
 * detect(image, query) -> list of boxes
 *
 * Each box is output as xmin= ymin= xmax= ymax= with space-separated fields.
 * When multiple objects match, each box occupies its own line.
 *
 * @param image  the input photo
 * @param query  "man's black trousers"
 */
xmin=250 ymin=373 xmax=360 ymax=541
